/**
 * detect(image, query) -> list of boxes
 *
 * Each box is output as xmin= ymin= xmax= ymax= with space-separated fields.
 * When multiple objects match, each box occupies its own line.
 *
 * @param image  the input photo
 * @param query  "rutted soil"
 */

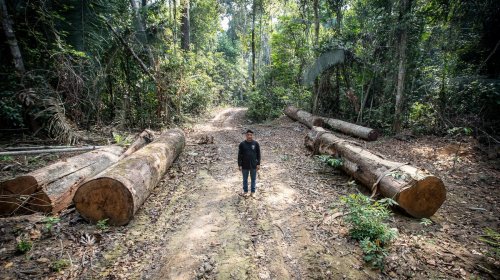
xmin=0 ymin=108 xmax=498 ymax=279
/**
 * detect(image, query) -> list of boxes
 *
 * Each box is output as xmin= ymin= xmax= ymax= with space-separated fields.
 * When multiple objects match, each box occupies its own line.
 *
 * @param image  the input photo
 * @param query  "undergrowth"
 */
xmin=341 ymin=194 xmax=397 ymax=270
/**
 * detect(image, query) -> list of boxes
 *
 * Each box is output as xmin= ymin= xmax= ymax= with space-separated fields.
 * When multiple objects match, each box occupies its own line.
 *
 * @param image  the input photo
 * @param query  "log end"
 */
xmin=398 ymin=176 xmax=446 ymax=218
xmin=74 ymin=178 xmax=134 ymax=226
xmin=0 ymin=176 xmax=50 ymax=215
xmin=367 ymin=130 xmax=379 ymax=141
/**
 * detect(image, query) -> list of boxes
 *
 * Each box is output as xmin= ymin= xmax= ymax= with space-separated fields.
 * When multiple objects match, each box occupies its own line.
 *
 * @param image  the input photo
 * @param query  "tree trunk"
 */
xmin=180 ymin=0 xmax=190 ymax=51
xmin=305 ymin=127 xmax=446 ymax=218
xmin=313 ymin=0 xmax=319 ymax=46
xmin=284 ymin=106 xmax=324 ymax=128
xmin=118 ymin=129 xmax=155 ymax=160
xmin=0 ymin=146 xmax=124 ymax=216
xmin=74 ymin=129 xmax=185 ymax=225
xmin=284 ymin=106 xmax=378 ymax=141
xmin=0 ymin=0 xmax=25 ymax=74
xmin=129 ymin=0 xmax=155 ymax=66
xmin=393 ymin=0 xmax=411 ymax=133
xmin=251 ymin=0 xmax=256 ymax=86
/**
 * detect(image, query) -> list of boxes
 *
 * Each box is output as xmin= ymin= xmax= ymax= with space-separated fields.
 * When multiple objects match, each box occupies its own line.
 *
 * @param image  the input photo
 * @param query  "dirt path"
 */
xmin=93 ymin=108 xmax=371 ymax=279
xmin=1 ymin=108 xmax=497 ymax=279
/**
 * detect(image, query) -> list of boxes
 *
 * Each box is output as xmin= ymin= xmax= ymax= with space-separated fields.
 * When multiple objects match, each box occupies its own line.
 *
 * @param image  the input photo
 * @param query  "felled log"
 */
xmin=118 ymin=129 xmax=155 ymax=160
xmin=284 ymin=105 xmax=378 ymax=141
xmin=305 ymin=126 xmax=446 ymax=218
xmin=321 ymin=117 xmax=378 ymax=141
xmin=0 ymin=146 xmax=106 ymax=156
xmin=0 ymin=130 xmax=154 ymax=216
xmin=0 ymin=146 xmax=124 ymax=216
xmin=74 ymin=129 xmax=185 ymax=226
xmin=284 ymin=106 xmax=324 ymax=128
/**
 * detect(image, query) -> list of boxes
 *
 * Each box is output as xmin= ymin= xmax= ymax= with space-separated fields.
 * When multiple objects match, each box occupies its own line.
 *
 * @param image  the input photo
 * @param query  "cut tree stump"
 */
xmin=284 ymin=106 xmax=324 ymax=128
xmin=284 ymin=106 xmax=378 ymax=141
xmin=0 ymin=146 xmax=124 ymax=216
xmin=73 ymin=129 xmax=185 ymax=226
xmin=305 ymin=126 xmax=446 ymax=218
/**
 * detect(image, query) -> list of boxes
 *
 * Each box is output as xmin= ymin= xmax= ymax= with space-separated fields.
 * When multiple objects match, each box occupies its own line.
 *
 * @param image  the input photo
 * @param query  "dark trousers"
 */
xmin=242 ymin=169 xmax=257 ymax=193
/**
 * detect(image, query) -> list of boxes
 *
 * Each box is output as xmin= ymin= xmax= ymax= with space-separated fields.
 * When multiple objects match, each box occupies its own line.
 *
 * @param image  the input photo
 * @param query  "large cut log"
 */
xmin=284 ymin=106 xmax=324 ymax=128
xmin=284 ymin=106 xmax=378 ymax=141
xmin=321 ymin=117 xmax=378 ymax=141
xmin=305 ymin=126 xmax=446 ymax=218
xmin=0 ymin=146 xmax=124 ymax=216
xmin=73 ymin=129 xmax=185 ymax=226
xmin=0 ymin=130 xmax=154 ymax=216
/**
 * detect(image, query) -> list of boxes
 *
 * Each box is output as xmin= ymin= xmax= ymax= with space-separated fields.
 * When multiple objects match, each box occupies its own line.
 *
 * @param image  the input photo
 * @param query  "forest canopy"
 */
xmin=0 ymin=0 xmax=499 ymax=142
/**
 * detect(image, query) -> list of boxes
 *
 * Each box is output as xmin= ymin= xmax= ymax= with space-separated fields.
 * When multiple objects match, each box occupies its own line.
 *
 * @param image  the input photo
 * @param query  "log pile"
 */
xmin=74 ymin=129 xmax=185 ymax=225
xmin=0 ymin=130 xmax=155 ymax=216
xmin=284 ymin=105 xmax=378 ymax=141
xmin=305 ymin=126 xmax=446 ymax=218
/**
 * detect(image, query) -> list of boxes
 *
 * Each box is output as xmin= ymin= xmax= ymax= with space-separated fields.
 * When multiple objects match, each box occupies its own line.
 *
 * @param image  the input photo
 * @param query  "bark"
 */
xmin=321 ymin=117 xmax=378 ymax=141
xmin=180 ymin=0 xmax=190 ymax=51
xmin=305 ymin=127 xmax=446 ymax=218
xmin=313 ymin=0 xmax=319 ymax=46
xmin=393 ymin=0 xmax=411 ymax=133
xmin=284 ymin=106 xmax=324 ymax=129
xmin=0 ymin=0 xmax=25 ymax=74
xmin=118 ymin=129 xmax=155 ymax=160
xmin=284 ymin=106 xmax=378 ymax=141
xmin=251 ymin=0 xmax=256 ymax=86
xmin=74 ymin=129 xmax=185 ymax=225
xmin=0 ymin=146 xmax=124 ymax=216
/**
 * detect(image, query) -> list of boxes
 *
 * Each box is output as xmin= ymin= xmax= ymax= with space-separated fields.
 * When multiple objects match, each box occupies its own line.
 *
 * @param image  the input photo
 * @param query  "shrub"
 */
xmin=341 ymin=194 xmax=397 ymax=269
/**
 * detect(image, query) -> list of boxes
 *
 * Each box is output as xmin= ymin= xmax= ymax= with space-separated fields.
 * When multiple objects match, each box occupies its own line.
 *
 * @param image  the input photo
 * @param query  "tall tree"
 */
xmin=0 ymin=0 xmax=25 ymax=74
xmin=393 ymin=0 xmax=412 ymax=133
xmin=251 ymin=0 xmax=257 ymax=86
xmin=180 ymin=0 xmax=190 ymax=50
xmin=130 ymin=0 xmax=155 ymax=66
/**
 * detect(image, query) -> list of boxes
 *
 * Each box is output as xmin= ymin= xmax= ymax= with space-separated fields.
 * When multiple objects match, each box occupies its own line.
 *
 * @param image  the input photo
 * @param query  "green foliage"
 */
xmin=50 ymin=259 xmax=70 ymax=272
xmin=409 ymin=102 xmax=437 ymax=134
xmin=112 ymin=133 xmax=131 ymax=146
xmin=446 ymin=126 xmax=472 ymax=137
xmin=419 ymin=218 xmax=433 ymax=226
xmin=341 ymin=194 xmax=397 ymax=269
xmin=43 ymin=216 xmax=61 ymax=231
xmin=0 ymin=155 xmax=14 ymax=161
xmin=316 ymin=155 xmax=344 ymax=169
xmin=479 ymin=228 xmax=500 ymax=259
xmin=96 ymin=219 xmax=109 ymax=231
xmin=16 ymin=239 xmax=33 ymax=254
xmin=0 ymin=91 xmax=24 ymax=128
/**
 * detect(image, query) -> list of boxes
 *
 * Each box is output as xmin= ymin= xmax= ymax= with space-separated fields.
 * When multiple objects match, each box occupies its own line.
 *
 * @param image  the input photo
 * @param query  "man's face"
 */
xmin=246 ymin=132 xmax=253 ymax=141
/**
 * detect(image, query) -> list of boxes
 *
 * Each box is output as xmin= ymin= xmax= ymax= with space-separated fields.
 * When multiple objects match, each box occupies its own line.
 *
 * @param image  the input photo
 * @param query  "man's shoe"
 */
xmin=250 ymin=192 xmax=256 ymax=198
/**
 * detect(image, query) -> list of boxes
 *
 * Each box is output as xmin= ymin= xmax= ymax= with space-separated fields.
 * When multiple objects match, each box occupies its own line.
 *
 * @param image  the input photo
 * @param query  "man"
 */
xmin=238 ymin=129 xmax=261 ymax=198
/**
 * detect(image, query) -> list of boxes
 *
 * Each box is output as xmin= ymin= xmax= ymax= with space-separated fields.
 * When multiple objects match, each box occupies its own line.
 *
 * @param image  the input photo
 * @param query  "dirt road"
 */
xmin=1 ymin=108 xmax=497 ymax=279
xmin=93 ymin=108 xmax=370 ymax=279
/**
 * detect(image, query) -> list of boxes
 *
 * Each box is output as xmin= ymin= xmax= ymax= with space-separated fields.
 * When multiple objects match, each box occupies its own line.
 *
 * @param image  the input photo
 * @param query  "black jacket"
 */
xmin=238 ymin=140 xmax=261 ymax=169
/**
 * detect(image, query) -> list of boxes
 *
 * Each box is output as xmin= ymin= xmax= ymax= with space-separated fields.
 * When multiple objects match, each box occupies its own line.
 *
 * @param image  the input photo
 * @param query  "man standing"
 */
xmin=238 ymin=129 xmax=261 ymax=198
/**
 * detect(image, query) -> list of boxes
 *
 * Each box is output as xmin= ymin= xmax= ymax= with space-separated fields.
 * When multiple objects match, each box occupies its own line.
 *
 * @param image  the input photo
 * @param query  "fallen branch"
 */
xmin=0 ymin=146 xmax=105 ymax=156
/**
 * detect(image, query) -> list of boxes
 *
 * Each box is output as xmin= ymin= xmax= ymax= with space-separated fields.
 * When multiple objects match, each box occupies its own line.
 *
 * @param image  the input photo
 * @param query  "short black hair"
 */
xmin=245 ymin=129 xmax=254 ymax=134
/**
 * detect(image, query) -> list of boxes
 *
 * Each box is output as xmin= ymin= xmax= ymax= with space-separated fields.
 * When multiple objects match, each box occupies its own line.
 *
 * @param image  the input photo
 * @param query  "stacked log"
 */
xmin=0 ymin=130 xmax=154 ymax=216
xmin=0 ymin=146 xmax=124 ymax=215
xmin=321 ymin=117 xmax=378 ymax=141
xmin=305 ymin=126 xmax=446 ymax=218
xmin=284 ymin=105 xmax=378 ymax=141
xmin=74 ymin=129 xmax=185 ymax=225
xmin=284 ymin=106 xmax=324 ymax=128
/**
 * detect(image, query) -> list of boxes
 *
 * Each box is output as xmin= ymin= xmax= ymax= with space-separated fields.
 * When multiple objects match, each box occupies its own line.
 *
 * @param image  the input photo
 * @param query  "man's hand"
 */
xmin=257 ymin=165 xmax=260 ymax=171
xmin=239 ymin=166 xmax=242 ymax=171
